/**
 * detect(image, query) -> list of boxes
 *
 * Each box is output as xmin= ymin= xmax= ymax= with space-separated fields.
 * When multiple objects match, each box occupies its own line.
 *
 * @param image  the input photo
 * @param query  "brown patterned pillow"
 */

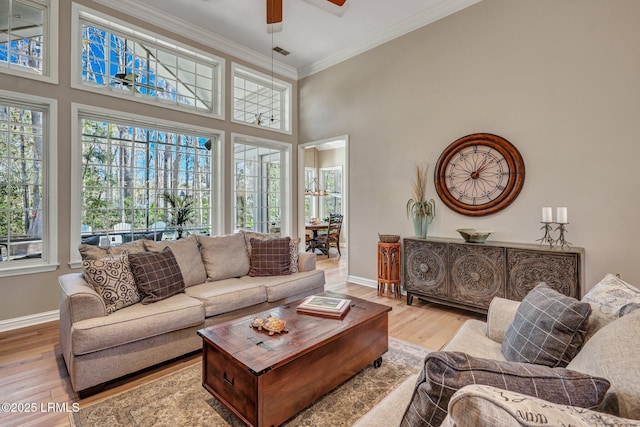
xmin=248 ymin=237 xmax=292 ymax=277
xmin=128 ymin=247 xmax=185 ymax=304
xmin=244 ymin=231 xmax=300 ymax=273
xmin=502 ymin=283 xmax=591 ymax=367
xmin=400 ymin=351 xmax=611 ymax=427
xmin=82 ymin=254 xmax=140 ymax=314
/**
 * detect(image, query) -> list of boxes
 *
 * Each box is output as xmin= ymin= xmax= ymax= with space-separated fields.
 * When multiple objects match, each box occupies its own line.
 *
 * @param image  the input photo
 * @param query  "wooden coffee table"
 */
xmin=197 ymin=291 xmax=391 ymax=427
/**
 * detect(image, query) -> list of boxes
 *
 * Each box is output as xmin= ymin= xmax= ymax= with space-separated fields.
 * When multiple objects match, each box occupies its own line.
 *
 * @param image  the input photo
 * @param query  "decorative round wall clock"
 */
xmin=434 ymin=133 xmax=525 ymax=216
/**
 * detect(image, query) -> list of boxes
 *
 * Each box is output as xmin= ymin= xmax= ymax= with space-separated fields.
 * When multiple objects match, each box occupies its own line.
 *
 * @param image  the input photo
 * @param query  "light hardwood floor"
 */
xmin=0 ymin=252 xmax=484 ymax=427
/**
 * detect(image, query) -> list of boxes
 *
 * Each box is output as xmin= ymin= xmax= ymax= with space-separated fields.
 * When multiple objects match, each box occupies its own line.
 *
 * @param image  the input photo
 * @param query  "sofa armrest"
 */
xmin=59 ymin=273 xmax=107 ymax=324
xmin=445 ymin=384 xmax=638 ymax=427
xmin=486 ymin=297 xmax=520 ymax=343
xmin=297 ymin=252 xmax=316 ymax=272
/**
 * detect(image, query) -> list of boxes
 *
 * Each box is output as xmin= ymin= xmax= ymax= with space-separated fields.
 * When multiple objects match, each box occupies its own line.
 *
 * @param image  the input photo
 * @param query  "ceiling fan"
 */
xmin=267 ymin=0 xmax=348 ymax=31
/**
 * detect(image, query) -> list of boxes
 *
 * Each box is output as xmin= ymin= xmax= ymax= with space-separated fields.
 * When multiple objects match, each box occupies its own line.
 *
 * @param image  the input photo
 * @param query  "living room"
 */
xmin=1 ymin=0 xmax=640 ymax=425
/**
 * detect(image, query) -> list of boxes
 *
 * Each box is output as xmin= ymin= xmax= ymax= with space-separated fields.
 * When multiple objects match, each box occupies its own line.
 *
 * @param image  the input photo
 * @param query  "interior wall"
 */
xmin=0 ymin=0 xmax=299 ymax=322
xmin=298 ymin=0 xmax=640 ymax=292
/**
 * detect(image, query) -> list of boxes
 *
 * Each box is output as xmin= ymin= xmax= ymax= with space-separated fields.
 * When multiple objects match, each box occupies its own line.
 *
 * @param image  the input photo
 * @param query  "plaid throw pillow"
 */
xmin=502 ymin=283 xmax=591 ymax=367
xmin=128 ymin=247 xmax=185 ymax=304
xmin=400 ymin=351 xmax=611 ymax=427
xmin=249 ymin=237 xmax=292 ymax=277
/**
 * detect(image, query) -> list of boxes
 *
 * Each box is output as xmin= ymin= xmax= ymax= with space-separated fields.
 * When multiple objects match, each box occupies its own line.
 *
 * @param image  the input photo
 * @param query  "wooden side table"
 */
xmin=378 ymin=242 xmax=402 ymax=299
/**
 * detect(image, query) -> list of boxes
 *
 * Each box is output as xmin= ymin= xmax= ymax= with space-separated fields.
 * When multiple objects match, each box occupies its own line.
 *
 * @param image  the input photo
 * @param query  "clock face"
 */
xmin=435 ymin=133 xmax=525 ymax=216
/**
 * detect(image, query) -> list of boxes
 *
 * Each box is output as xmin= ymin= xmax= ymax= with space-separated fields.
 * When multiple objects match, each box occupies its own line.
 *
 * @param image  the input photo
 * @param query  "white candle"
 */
xmin=542 ymin=207 xmax=552 ymax=223
xmin=557 ymin=207 xmax=568 ymax=224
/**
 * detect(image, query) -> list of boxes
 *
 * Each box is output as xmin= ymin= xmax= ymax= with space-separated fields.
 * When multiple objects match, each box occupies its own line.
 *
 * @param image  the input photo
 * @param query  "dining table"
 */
xmin=305 ymin=222 xmax=329 ymax=252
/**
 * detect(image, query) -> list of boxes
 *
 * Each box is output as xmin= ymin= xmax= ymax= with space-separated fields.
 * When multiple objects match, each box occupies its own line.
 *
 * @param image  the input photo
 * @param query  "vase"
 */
xmin=413 ymin=214 xmax=431 ymax=239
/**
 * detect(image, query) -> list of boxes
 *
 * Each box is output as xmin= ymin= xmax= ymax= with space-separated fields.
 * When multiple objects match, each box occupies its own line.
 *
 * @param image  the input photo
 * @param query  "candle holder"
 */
xmin=555 ymin=223 xmax=572 ymax=249
xmin=537 ymin=222 xmax=555 ymax=248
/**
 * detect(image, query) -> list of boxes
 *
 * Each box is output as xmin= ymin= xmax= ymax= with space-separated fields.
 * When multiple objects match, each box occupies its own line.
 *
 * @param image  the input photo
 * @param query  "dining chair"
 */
xmin=315 ymin=214 xmax=343 ymax=257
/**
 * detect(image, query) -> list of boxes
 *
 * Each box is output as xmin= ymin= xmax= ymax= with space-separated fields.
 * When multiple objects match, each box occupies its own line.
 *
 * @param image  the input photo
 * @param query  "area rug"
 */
xmin=70 ymin=337 xmax=429 ymax=427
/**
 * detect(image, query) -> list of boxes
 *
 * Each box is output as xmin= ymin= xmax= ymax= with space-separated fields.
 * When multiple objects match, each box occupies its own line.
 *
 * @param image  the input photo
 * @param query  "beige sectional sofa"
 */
xmin=59 ymin=231 xmax=325 ymax=395
xmin=356 ymin=274 xmax=640 ymax=426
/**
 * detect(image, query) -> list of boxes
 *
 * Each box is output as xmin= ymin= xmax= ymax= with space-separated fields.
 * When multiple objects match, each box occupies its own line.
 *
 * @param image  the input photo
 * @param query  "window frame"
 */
xmin=231 ymin=133 xmax=291 ymax=236
xmin=70 ymin=3 xmax=225 ymax=119
xmin=69 ymin=103 xmax=224 ymax=268
xmin=0 ymin=0 xmax=59 ymax=84
xmin=0 ymin=89 xmax=58 ymax=277
xmin=231 ymin=63 xmax=292 ymax=135
xmin=319 ymin=166 xmax=343 ymax=220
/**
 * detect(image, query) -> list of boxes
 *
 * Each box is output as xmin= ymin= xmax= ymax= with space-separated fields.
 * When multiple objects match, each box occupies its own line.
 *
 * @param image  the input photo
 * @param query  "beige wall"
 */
xmin=299 ymin=0 xmax=640 ymax=291
xmin=0 ymin=0 xmax=299 ymax=322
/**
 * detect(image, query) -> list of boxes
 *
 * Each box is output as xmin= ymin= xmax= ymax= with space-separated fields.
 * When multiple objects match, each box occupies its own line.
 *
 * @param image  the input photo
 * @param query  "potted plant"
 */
xmin=163 ymin=192 xmax=195 ymax=239
xmin=406 ymin=163 xmax=436 ymax=239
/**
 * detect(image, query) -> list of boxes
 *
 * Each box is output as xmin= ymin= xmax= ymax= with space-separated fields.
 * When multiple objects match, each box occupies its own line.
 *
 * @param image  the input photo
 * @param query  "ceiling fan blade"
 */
xmin=326 ymin=0 xmax=347 ymax=6
xmin=266 ymin=0 xmax=283 ymax=24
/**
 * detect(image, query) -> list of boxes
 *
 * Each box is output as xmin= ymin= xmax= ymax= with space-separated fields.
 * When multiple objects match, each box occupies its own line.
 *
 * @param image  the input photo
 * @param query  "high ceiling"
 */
xmin=96 ymin=0 xmax=482 ymax=79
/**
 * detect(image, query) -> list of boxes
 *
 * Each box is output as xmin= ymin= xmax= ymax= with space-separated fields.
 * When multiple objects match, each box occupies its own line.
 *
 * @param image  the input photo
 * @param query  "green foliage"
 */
xmin=406 ymin=163 xmax=436 ymax=222
xmin=162 ymin=192 xmax=195 ymax=226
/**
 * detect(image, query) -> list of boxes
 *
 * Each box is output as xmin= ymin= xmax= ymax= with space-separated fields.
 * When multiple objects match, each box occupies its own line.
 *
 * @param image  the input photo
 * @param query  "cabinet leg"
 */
xmin=407 ymin=293 xmax=414 ymax=305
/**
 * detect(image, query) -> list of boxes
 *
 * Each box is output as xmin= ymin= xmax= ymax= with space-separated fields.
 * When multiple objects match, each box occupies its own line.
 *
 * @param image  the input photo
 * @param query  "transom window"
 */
xmin=79 ymin=113 xmax=216 ymax=242
xmin=0 ymin=91 xmax=57 ymax=274
xmin=232 ymin=63 xmax=291 ymax=133
xmin=74 ymin=5 xmax=222 ymax=117
xmin=233 ymin=136 xmax=289 ymax=234
xmin=0 ymin=0 xmax=58 ymax=82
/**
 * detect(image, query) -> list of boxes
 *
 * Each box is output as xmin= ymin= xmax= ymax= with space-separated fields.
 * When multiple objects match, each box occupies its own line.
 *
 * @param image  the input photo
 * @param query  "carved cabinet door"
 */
xmin=449 ymin=244 xmax=505 ymax=309
xmin=404 ymin=239 xmax=448 ymax=299
xmin=507 ymin=249 xmax=580 ymax=300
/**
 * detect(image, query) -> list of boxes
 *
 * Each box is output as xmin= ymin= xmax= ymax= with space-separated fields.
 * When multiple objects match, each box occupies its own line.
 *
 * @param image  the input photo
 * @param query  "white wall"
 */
xmin=299 ymin=0 xmax=640 ymax=292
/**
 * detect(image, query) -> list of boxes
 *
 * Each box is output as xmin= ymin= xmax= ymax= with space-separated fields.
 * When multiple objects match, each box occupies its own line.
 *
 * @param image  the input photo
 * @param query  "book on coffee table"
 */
xmin=296 ymin=295 xmax=351 ymax=317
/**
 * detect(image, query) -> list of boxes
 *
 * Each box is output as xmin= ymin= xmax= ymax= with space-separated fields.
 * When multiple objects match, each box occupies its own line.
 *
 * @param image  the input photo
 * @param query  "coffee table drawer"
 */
xmin=203 ymin=345 xmax=257 ymax=425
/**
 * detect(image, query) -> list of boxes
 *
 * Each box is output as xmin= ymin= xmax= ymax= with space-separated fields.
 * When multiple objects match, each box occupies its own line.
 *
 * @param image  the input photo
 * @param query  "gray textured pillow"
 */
xmin=197 ymin=233 xmax=250 ymax=281
xmin=400 ymin=351 xmax=610 ymax=427
xmin=82 ymin=254 xmax=140 ymax=314
xmin=128 ymin=247 xmax=185 ymax=304
xmin=78 ymin=239 xmax=147 ymax=260
xmin=502 ymin=282 xmax=591 ymax=367
xmin=144 ymin=235 xmax=207 ymax=287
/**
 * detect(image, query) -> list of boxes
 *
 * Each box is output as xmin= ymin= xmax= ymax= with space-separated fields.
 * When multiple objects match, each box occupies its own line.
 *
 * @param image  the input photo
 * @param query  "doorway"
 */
xmin=298 ymin=136 xmax=348 ymax=261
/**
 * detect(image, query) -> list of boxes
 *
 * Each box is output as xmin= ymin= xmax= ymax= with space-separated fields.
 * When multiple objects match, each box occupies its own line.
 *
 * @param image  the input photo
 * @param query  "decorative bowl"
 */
xmin=378 ymin=234 xmax=401 ymax=243
xmin=456 ymin=228 xmax=493 ymax=243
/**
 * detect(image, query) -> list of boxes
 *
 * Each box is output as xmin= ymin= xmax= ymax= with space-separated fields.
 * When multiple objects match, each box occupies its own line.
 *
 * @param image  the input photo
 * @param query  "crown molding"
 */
xmin=90 ymin=0 xmax=298 ymax=80
xmin=298 ymin=0 xmax=483 ymax=78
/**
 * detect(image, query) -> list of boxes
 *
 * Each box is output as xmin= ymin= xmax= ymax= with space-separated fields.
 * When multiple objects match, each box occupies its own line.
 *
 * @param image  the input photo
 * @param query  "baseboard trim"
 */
xmin=347 ymin=275 xmax=377 ymax=288
xmin=0 ymin=310 xmax=60 ymax=333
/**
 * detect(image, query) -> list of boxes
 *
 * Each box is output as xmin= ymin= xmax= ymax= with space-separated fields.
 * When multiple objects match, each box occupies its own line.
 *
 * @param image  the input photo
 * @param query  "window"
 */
xmin=72 ymin=5 xmax=223 ymax=117
xmin=0 ymin=0 xmax=58 ymax=83
xmin=77 ymin=110 xmax=219 ymax=244
xmin=232 ymin=63 xmax=291 ymax=134
xmin=320 ymin=166 xmax=342 ymax=219
xmin=0 ymin=90 xmax=57 ymax=275
xmin=304 ymin=167 xmax=317 ymax=221
xmin=233 ymin=135 xmax=290 ymax=235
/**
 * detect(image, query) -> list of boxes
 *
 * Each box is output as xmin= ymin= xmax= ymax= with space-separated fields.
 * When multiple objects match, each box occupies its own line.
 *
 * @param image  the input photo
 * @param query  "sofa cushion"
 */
xmin=82 ymin=254 xmax=140 ymax=314
xmin=128 ymin=248 xmax=185 ymax=304
xmin=400 ymin=351 xmax=610 ymax=427
xmin=502 ymin=283 xmax=591 ymax=367
xmin=144 ymin=235 xmax=207 ymax=287
xmin=444 ymin=384 xmax=640 ymax=427
xmin=239 ymin=269 xmax=325 ymax=302
xmin=244 ymin=231 xmax=301 ymax=273
xmin=185 ymin=278 xmax=267 ymax=317
xmin=567 ymin=309 xmax=640 ymax=419
xmin=78 ymin=239 xmax=147 ymax=260
xmin=581 ymin=273 xmax=640 ymax=339
xmin=197 ymin=233 xmax=250 ymax=281
xmin=441 ymin=319 xmax=507 ymax=361
xmin=71 ymin=293 xmax=204 ymax=355
xmin=249 ymin=237 xmax=292 ymax=277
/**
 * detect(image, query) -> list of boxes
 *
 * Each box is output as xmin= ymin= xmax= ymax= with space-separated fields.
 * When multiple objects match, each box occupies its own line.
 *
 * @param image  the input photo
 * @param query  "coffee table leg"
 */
xmin=373 ymin=357 xmax=383 ymax=368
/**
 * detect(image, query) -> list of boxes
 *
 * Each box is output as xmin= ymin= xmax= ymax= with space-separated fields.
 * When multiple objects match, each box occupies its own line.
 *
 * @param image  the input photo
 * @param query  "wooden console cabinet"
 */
xmin=403 ymin=237 xmax=584 ymax=314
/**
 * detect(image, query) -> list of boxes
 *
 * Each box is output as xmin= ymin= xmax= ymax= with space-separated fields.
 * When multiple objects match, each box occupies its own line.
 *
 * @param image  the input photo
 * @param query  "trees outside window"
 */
xmin=80 ymin=115 xmax=215 ymax=239
xmin=320 ymin=166 xmax=342 ymax=219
